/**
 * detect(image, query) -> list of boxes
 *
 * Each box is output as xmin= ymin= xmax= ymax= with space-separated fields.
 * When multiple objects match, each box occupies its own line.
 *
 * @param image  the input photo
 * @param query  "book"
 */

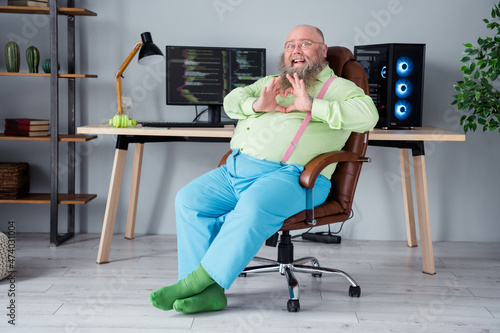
xmin=4 ymin=129 xmax=49 ymax=137
xmin=5 ymin=123 xmax=49 ymax=131
xmin=5 ymin=118 xmax=49 ymax=126
xmin=7 ymin=0 xmax=48 ymax=7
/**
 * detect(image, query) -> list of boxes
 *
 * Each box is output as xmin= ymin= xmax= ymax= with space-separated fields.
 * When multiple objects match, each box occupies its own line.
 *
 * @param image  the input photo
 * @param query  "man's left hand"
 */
xmin=283 ymin=73 xmax=313 ymax=113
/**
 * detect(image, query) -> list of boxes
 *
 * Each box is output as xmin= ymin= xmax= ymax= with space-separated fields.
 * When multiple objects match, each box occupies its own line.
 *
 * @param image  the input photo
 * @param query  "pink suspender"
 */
xmin=281 ymin=76 xmax=336 ymax=163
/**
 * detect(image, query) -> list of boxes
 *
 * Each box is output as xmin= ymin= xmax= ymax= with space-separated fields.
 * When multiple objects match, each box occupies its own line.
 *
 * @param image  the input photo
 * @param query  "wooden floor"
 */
xmin=0 ymin=233 xmax=499 ymax=332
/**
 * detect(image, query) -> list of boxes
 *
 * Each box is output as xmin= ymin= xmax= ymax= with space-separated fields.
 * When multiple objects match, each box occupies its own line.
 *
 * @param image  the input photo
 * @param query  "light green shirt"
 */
xmin=223 ymin=66 xmax=379 ymax=178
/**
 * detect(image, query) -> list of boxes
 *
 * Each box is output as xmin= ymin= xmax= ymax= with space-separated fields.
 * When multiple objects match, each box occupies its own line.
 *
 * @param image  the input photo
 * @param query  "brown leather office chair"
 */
xmin=219 ymin=46 xmax=371 ymax=312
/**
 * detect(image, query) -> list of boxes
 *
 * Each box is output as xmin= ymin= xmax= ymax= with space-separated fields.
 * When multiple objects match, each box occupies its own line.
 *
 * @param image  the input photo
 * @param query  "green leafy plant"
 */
xmin=452 ymin=2 xmax=500 ymax=133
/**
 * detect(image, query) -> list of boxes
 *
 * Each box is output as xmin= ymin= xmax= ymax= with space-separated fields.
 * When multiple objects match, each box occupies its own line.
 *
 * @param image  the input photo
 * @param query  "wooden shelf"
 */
xmin=0 ymin=72 xmax=97 ymax=78
xmin=0 ymin=6 xmax=97 ymax=16
xmin=0 ymin=133 xmax=98 ymax=142
xmin=0 ymin=193 xmax=97 ymax=204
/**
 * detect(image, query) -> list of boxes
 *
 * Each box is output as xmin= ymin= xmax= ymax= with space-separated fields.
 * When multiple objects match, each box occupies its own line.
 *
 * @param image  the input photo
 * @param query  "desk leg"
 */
xmin=399 ymin=149 xmax=418 ymax=247
xmin=97 ymin=148 xmax=127 ymax=264
xmin=413 ymin=154 xmax=436 ymax=275
xmin=125 ymin=143 xmax=144 ymax=239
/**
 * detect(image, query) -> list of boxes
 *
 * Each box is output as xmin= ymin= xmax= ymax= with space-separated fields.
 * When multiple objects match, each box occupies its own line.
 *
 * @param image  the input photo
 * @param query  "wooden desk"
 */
xmin=78 ymin=123 xmax=465 ymax=274
xmin=369 ymin=126 xmax=465 ymax=274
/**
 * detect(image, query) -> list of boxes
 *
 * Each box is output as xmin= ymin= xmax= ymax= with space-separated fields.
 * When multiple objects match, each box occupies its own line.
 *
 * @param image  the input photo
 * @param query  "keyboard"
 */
xmin=139 ymin=121 xmax=230 ymax=128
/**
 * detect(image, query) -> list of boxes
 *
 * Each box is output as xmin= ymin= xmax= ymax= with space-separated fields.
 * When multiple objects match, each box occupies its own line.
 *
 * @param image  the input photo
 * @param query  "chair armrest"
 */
xmin=218 ymin=150 xmax=233 ymax=167
xmin=299 ymin=151 xmax=369 ymax=188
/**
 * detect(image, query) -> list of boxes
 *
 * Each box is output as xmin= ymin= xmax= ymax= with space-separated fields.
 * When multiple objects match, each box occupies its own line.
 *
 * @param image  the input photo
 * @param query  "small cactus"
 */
xmin=5 ymin=42 xmax=20 ymax=72
xmin=26 ymin=46 xmax=40 ymax=73
xmin=42 ymin=59 xmax=60 ymax=73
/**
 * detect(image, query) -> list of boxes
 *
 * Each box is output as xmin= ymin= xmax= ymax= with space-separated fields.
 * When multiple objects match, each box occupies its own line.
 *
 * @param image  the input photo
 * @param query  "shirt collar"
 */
xmin=317 ymin=65 xmax=336 ymax=83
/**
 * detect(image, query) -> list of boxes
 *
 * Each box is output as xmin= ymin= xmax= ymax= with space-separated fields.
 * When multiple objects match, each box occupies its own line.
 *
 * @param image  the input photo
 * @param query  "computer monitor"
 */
xmin=165 ymin=45 xmax=266 ymax=124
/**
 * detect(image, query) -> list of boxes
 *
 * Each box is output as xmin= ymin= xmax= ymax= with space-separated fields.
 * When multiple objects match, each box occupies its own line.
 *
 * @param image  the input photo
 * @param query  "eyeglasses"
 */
xmin=284 ymin=39 xmax=324 ymax=52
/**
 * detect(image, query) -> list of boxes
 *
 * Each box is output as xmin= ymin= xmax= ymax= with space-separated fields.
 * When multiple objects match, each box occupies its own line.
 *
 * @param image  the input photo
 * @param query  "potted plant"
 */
xmin=452 ymin=1 xmax=500 ymax=133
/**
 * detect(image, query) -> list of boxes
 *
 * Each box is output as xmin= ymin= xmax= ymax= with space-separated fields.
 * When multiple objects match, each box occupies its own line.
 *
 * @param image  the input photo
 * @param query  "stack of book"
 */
xmin=4 ymin=118 xmax=50 ymax=137
xmin=8 ymin=0 xmax=48 ymax=7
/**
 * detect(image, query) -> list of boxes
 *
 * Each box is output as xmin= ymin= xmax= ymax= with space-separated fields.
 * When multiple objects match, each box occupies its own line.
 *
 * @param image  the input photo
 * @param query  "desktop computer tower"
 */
xmin=354 ymin=43 xmax=425 ymax=129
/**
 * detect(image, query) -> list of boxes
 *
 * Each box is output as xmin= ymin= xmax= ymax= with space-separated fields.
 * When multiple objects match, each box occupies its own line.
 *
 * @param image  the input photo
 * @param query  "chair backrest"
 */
xmin=282 ymin=47 xmax=370 ymax=230
xmin=326 ymin=46 xmax=369 ymax=95
xmin=321 ymin=47 xmax=370 ymax=221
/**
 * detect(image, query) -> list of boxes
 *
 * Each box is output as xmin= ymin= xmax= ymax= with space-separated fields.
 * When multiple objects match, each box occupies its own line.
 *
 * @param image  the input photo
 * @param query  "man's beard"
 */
xmin=278 ymin=53 xmax=328 ymax=90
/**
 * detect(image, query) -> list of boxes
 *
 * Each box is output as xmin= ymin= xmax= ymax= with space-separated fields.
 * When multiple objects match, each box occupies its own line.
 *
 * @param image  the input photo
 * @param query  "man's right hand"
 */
xmin=252 ymin=76 xmax=287 ymax=113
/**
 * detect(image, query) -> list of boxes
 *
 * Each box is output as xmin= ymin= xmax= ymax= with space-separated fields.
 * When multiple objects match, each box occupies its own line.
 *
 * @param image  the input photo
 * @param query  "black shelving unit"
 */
xmin=0 ymin=0 xmax=98 ymax=245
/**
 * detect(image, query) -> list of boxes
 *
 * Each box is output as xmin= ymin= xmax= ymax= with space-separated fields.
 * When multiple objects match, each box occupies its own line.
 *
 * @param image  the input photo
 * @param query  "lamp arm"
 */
xmin=115 ymin=41 xmax=143 ymax=115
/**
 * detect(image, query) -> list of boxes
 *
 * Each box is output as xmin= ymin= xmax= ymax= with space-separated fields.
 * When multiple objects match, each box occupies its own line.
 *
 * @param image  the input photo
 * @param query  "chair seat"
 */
xmin=281 ymin=200 xmax=346 ymax=231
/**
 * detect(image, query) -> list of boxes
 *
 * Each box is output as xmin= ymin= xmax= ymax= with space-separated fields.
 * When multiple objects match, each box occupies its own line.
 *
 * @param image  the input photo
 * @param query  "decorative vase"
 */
xmin=42 ymin=59 xmax=60 ymax=73
xmin=26 ymin=46 xmax=40 ymax=73
xmin=4 ymin=42 xmax=20 ymax=73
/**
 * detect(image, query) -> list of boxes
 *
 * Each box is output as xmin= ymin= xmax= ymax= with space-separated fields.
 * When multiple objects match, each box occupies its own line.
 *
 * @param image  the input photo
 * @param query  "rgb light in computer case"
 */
xmin=354 ymin=43 xmax=425 ymax=129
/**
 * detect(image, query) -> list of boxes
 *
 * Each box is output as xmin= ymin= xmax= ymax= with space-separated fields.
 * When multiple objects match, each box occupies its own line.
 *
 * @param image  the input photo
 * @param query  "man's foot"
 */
xmin=149 ymin=265 xmax=214 ymax=311
xmin=173 ymin=284 xmax=227 ymax=314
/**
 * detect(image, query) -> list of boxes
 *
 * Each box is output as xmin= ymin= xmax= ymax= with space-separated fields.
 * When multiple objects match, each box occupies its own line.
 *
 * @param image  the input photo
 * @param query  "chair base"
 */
xmin=239 ymin=232 xmax=361 ymax=312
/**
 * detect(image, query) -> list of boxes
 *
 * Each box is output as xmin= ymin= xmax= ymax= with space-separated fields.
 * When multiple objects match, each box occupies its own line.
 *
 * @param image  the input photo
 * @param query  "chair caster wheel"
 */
xmin=312 ymin=273 xmax=322 ymax=278
xmin=349 ymin=285 xmax=361 ymax=297
xmin=239 ymin=273 xmax=247 ymax=277
xmin=287 ymin=299 xmax=300 ymax=312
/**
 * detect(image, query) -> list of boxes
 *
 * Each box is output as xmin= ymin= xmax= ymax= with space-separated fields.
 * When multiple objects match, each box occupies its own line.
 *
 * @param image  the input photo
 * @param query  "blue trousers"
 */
xmin=175 ymin=149 xmax=331 ymax=290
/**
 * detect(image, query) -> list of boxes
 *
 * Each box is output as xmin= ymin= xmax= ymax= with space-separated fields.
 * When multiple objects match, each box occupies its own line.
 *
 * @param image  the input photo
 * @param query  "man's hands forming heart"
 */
xmin=252 ymin=73 xmax=313 ymax=113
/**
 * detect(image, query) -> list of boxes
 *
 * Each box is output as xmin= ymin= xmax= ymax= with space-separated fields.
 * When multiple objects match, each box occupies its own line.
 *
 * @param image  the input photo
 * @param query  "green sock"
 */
xmin=173 ymin=283 xmax=227 ymax=314
xmin=149 ymin=265 xmax=215 ymax=311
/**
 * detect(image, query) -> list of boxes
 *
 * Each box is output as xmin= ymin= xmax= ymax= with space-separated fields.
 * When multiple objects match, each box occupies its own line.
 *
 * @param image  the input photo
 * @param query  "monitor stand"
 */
xmin=207 ymin=105 xmax=221 ymax=123
xmin=206 ymin=105 xmax=235 ymax=126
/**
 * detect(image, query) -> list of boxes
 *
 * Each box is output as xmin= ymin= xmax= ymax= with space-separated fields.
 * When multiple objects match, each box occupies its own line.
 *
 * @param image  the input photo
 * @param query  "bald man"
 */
xmin=149 ymin=25 xmax=378 ymax=314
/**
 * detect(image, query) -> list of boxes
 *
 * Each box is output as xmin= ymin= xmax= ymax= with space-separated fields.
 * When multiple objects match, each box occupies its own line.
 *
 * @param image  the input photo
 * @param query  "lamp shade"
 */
xmin=114 ymin=31 xmax=165 ymax=116
xmin=138 ymin=32 xmax=164 ymax=65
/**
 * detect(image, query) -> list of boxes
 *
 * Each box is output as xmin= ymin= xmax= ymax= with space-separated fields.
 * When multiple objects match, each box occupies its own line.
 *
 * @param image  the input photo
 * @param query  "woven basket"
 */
xmin=0 ymin=231 xmax=14 ymax=281
xmin=0 ymin=162 xmax=30 ymax=199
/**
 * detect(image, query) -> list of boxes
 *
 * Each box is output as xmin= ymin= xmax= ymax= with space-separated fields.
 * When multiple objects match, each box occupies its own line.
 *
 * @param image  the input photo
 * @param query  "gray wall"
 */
xmin=1 ymin=0 xmax=499 ymax=242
